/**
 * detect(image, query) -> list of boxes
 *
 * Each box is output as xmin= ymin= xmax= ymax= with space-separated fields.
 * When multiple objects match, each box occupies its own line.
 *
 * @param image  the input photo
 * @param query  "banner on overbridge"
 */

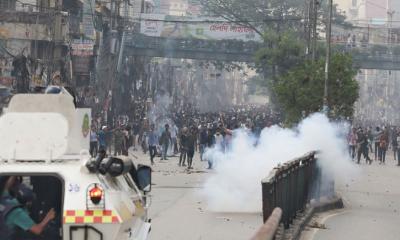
xmin=140 ymin=14 xmax=263 ymax=42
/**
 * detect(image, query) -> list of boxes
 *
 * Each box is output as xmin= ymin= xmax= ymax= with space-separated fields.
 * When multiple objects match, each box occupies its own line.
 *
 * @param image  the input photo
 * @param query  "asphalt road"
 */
xmin=301 ymin=155 xmax=400 ymax=240
xmin=133 ymin=150 xmax=263 ymax=240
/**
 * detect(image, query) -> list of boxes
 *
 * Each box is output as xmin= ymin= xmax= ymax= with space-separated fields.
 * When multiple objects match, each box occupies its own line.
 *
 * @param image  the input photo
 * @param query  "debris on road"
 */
xmin=308 ymin=221 xmax=327 ymax=229
xmin=216 ymin=216 xmax=231 ymax=222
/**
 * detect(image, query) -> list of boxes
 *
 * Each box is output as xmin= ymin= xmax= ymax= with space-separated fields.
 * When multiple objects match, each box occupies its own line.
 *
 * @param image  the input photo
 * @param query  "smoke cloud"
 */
xmin=203 ymin=113 xmax=358 ymax=212
xmin=148 ymin=92 xmax=177 ymax=155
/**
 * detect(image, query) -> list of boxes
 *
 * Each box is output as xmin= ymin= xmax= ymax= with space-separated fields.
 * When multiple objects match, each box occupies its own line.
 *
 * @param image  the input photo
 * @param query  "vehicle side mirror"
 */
xmin=136 ymin=165 xmax=152 ymax=193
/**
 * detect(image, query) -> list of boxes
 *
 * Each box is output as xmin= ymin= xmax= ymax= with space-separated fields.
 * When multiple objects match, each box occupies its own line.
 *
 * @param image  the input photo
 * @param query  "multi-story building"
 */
xmin=336 ymin=0 xmax=399 ymax=26
xmin=0 ymin=0 xmax=72 ymax=90
xmin=0 ymin=0 xmax=101 ymax=90
xmin=335 ymin=0 xmax=400 ymax=124
xmin=0 ymin=0 xmax=139 ymax=91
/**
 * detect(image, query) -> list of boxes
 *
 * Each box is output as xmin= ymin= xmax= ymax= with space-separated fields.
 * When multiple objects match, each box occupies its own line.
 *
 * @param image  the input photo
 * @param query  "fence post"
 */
xmin=262 ymin=169 xmax=278 ymax=222
xmin=297 ymin=160 xmax=306 ymax=212
xmin=282 ymin=167 xmax=290 ymax=228
xmin=262 ymin=181 xmax=273 ymax=222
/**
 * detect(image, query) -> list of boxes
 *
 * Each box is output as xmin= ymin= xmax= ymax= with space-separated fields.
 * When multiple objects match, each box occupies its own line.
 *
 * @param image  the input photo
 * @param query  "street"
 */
xmin=1 ymin=0 xmax=400 ymax=239
xmin=133 ymin=151 xmax=263 ymax=240
xmin=301 ymin=156 xmax=400 ymax=240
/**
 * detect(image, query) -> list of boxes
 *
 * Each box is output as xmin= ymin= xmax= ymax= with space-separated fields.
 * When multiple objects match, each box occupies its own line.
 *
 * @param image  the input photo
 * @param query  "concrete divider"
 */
xmin=250 ymin=207 xmax=282 ymax=240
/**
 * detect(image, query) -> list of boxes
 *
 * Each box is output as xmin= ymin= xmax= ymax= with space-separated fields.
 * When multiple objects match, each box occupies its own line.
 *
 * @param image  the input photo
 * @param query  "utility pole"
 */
xmin=306 ymin=0 xmax=318 ymax=61
xmin=311 ymin=0 xmax=318 ymax=62
xmin=52 ymin=0 xmax=63 ymax=85
xmin=387 ymin=10 xmax=395 ymax=46
xmin=387 ymin=8 xmax=395 ymax=116
xmin=306 ymin=0 xmax=312 ymax=56
xmin=323 ymin=0 xmax=333 ymax=113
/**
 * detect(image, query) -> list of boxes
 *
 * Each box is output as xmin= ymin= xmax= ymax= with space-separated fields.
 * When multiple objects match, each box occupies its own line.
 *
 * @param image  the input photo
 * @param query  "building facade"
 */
xmin=334 ymin=0 xmax=400 ymax=124
xmin=0 ymin=0 xmax=71 ymax=90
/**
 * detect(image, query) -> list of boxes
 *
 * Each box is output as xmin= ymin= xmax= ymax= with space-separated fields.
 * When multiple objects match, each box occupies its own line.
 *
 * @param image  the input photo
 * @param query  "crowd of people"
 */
xmin=88 ymin=104 xmax=282 ymax=170
xmin=87 ymin=99 xmax=400 ymax=170
xmin=348 ymin=125 xmax=400 ymax=165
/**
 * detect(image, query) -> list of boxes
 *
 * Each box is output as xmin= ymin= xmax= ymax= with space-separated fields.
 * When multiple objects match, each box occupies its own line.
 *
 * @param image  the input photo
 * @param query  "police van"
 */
xmin=0 ymin=91 xmax=151 ymax=240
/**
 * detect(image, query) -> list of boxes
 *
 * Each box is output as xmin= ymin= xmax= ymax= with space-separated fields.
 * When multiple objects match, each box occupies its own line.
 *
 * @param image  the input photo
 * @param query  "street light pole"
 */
xmin=323 ymin=0 xmax=333 ymax=114
xmin=312 ymin=0 xmax=318 ymax=62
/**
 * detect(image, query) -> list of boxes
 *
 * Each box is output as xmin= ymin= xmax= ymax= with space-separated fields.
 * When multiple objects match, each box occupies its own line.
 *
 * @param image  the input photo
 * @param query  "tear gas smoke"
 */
xmin=203 ymin=113 xmax=358 ymax=212
xmin=148 ymin=92 xmax=173 ymax=127
xmin=148 ymin=92 xmax=177 ymax=155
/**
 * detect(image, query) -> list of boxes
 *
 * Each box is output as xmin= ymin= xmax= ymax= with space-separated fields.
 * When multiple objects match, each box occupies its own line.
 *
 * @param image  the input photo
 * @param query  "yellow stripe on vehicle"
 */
xmin=63 ymin=210 xmax=120 ymax=224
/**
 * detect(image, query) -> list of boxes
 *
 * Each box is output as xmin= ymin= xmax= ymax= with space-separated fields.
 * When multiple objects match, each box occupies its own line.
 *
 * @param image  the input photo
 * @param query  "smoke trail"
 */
xmin=148 ymin=92 xmax=176 ymax=155
xmin=202 ymin=113 xmax=358 ymax=212
xmin=148 ymin=92 xmax=173 ymax=127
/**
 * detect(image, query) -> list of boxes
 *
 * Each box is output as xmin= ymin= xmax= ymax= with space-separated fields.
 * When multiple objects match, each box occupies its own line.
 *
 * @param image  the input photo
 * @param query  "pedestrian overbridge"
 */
xmin=123 ymin=33 xmax=400 ymax=70
xmin=124 ymin=33 xmax=259 ymax=62
xmin=351 ymin=53 xmax=400 ymax=71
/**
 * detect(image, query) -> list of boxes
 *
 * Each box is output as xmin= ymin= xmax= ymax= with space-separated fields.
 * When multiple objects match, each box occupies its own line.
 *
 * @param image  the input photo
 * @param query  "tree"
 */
xmin=200 ymin=0 xmax=349 ymax=37
xmin=273 ymin=53 xmax=359 ymax=124
xmin=200 ymin=0 xmax=358 ymax=123
xmin=255 ymin=30 xmax=305 ymax=78
xmin=200 ymin=0 xmax=306 ymax=36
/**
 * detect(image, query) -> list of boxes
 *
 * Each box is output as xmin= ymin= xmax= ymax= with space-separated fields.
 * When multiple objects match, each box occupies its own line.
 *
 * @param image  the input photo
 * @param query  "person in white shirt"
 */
xmin=171 ymin=124 xmax=179 ymax=154
xmin=89 ymin=126 xmax=98 ymax=157
xmin=214 ymin=130 xmax=224 ymax=150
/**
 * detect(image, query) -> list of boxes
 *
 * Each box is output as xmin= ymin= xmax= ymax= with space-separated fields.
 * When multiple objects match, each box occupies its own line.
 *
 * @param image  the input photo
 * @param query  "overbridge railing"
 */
xmin=261 ymin=151 xmax=323 ymax=228
xmin=125 ymin=33 xmax=261 ymax=54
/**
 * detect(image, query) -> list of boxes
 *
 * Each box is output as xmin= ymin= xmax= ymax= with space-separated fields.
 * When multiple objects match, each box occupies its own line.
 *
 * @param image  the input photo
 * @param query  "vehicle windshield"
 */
xmin=0 ymin=175 xmax=63 ymax=240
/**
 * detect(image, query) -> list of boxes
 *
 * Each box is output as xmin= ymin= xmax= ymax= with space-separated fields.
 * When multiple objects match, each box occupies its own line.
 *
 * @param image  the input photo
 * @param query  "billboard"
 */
xmin=140 ymin=14 xmax=262 ymax=42
xmin=71 ymin=39 xmax=94 ymax=56
xmin=0 ymin=23 xmax=51 ymax=41
xmin=71 ymin=39 xmax=94 ymax=80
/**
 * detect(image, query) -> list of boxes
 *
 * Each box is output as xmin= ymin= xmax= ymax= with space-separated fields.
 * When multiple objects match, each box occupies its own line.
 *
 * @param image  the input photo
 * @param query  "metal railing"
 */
xmin=125 ymin=33 xmax=261 ymax=54
xmin=261 ymin=151 xmax=321 ymax=228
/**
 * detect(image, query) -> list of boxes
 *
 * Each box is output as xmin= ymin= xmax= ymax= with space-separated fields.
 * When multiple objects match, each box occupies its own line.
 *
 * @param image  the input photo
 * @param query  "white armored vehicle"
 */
xmin=0 ymin=90 xmax=151 ymax=240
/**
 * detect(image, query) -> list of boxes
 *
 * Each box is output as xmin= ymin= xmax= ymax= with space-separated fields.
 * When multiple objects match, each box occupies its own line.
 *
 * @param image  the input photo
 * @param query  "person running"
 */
xmin=148 ymin=124 xmax=158 ymax=165
xmin=373 ymin=126 xmax=382 ymax=161
xmin=356 ymin=128 xmax=371 ymax=164
xmin=159 ymin=124 xmax=172 ymax=160
xmin=379 ymin=130 xmax=389 ymax=164
xmin=186 ymin=127 xmax=197 ymax=170
xmin=206 ymin=128 xmax=215 ymax=169
xmin=199 ymin=124 xmax=208 ymax=161
xmin=179 ymin=127 xmax=188 ymax=166
xmin=348 ymin=127 xmax=357 ymax=160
